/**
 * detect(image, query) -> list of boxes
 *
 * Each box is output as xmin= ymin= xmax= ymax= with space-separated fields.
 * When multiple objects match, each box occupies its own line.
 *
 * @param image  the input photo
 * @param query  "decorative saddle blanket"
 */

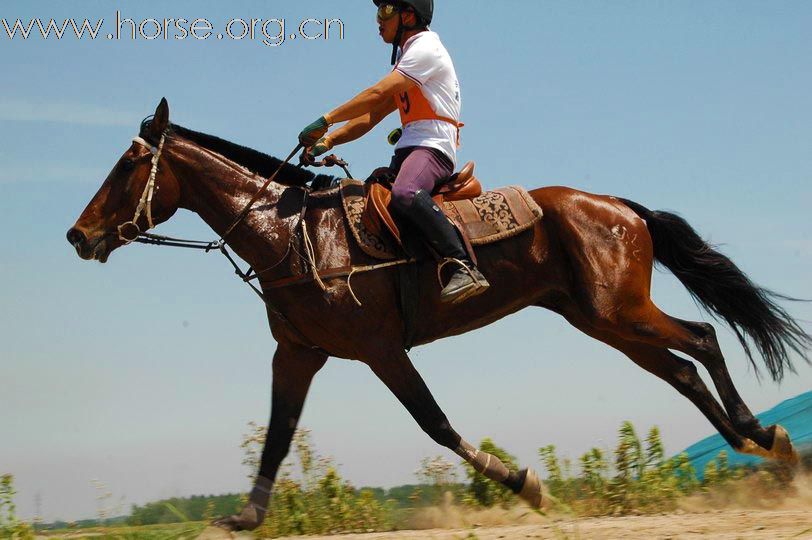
xmin=339 ymin=179 xmax=543 ymax=260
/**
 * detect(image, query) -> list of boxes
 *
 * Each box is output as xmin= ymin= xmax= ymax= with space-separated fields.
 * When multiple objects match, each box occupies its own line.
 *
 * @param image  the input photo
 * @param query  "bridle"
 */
xmin=117 ymin=131 xmax=168 ymax=244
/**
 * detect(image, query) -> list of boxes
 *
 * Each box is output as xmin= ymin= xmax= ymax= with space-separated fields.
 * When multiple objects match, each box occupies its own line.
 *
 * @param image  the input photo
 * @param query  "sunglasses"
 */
xmin=376 ymin=3 xmax=400 ymax=21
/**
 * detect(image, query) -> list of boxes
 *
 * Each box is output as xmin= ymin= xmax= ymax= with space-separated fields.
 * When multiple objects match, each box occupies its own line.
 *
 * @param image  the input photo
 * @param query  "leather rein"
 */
xmin=118 ymin=131 xmax=412 ymax=351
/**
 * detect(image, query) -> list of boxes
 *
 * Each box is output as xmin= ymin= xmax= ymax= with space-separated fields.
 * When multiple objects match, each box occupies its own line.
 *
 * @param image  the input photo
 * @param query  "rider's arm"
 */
xmin=324 ymin=71 xmax=413 ymax=125
xmin=327 ymin=99 xmax=398 ymax=147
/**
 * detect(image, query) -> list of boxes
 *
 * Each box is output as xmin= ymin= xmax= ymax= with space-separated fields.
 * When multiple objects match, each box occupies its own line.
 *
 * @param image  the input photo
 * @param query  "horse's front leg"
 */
xmin=213 ymin=341 xmax=327 ymax=532
xmin=367 ymin=349 xmax=544 ymax=508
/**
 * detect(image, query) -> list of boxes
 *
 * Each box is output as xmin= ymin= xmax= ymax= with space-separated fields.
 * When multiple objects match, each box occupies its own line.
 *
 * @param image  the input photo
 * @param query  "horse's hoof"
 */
xmin=518 ymin=468 xmax=543 ymax=509
xmin=769 ymin=424 xmax=800 ymax=464
xmin=196 ymin=525 xmax=235 ymax=540
xmin=737 ymin=437 xmax=771 ymax=458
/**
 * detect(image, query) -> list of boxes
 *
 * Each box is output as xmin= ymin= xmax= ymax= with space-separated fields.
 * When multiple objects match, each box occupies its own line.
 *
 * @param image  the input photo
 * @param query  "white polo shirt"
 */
xmin=393 ymin=31 xmax=461 ymax=166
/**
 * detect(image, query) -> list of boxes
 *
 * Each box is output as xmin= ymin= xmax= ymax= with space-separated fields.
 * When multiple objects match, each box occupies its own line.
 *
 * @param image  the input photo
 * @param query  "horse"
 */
xmin=67 ymin=99 xmax=810 ymax=532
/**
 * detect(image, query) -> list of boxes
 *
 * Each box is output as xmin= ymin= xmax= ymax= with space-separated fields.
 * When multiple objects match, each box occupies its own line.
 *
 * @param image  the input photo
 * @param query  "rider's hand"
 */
xmin=298 ymin=116 xmax=330 ymax=147
xmin=299 ymin=149 xmax=316 ymax=166
xmin=311 ymin=136 xmax=334 ymax=157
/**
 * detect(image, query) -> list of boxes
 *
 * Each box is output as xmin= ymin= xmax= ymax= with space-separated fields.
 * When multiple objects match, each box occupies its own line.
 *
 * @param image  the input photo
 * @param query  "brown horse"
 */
xmin=68 ymin=99 xmax=809 ymax=532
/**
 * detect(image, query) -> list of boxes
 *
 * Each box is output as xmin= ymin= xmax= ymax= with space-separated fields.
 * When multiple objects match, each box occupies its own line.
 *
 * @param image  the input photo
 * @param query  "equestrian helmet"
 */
xmin=373 ymin=0 xmax=433 ymax=26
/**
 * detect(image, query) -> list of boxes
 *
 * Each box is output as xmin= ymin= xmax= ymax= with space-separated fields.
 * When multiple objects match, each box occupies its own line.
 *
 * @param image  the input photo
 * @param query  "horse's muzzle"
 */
xmin=66 ymin=227 xmax=86 ymax=247
xmin=66 ymin=226 xmax=111 ymax=262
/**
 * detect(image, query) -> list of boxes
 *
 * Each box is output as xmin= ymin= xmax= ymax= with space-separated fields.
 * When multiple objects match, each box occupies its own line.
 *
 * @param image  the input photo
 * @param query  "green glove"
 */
xmin=298 ymin=116 xmax=329 ymax=146
xmin=311 ymin=136 xmax=334 ymax=157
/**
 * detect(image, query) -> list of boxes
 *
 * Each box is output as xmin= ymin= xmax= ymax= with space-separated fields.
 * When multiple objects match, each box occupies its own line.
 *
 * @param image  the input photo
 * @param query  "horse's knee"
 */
xmin=423 ymin=417 xmax=460 ymax=449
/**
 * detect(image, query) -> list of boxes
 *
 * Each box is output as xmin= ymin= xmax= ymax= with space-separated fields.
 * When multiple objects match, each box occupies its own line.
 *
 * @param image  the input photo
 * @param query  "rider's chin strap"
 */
xmin=391 ymin=18 xmax=403 ymax=65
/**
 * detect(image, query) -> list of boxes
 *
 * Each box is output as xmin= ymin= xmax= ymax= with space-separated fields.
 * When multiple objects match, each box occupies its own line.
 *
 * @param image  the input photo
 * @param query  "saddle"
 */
xmin=339 ymin=162 xmax=543 ymax=261
xmin=364 ymin=161 xmax=483 ymax=244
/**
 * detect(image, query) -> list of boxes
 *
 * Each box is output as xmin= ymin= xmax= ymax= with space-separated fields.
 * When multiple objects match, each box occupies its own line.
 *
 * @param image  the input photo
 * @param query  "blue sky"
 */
xmin=1 ymin=0 xmax=810 ymax=522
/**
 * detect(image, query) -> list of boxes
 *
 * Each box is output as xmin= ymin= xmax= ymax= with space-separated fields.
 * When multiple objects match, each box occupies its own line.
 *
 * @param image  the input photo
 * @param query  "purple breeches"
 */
xmin=388 ymin=146 xmax=454 ymax=211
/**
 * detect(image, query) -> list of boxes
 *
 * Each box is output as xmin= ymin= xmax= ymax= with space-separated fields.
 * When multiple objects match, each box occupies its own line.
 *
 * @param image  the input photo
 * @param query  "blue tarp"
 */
xmin=678 ymin=391 xmax=812 ymax=477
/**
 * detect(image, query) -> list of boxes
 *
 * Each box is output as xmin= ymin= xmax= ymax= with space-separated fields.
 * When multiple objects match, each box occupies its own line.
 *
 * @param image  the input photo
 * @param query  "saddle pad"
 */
xmin=339 ymin=180 xmax=543 ymax=259
xmin=443 ymin=186 xmax=543 ymax=245
xmin=340 ymin=180 xmax=398 ymax=259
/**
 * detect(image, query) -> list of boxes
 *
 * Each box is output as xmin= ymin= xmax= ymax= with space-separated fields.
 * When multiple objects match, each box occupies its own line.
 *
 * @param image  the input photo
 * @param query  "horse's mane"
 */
xmin=139 ymin=117 xmax=337 ymax=188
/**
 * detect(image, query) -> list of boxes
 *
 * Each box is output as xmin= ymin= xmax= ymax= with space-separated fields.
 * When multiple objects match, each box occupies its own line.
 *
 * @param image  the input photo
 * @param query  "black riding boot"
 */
xmin=399 ymin=190 xmax=490 ymax=303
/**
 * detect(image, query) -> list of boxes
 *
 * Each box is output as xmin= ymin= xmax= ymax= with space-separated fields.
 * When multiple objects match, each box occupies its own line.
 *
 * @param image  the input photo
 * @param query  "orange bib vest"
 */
xmin=393 ymin=86 xmax=463 ymax=147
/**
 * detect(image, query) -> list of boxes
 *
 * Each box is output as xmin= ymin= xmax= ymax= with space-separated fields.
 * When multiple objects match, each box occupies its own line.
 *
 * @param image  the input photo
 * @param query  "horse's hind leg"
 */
xmin=544 ymin=302 xmax=748 ymax=452
xmin=364 ymin=349 xmax=544 ymax=508
xmin=587 ymin=298 xmax=796 ymax=461
xmin=658 ymin=316 xmax=796 ymax=461
xmin=619 ymin=343 xmax=750 ymax=452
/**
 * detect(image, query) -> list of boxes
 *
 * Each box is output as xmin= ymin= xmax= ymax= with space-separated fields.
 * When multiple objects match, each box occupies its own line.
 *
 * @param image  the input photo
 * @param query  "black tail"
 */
xmin=619 ymin=198 xmax=811 ymax=382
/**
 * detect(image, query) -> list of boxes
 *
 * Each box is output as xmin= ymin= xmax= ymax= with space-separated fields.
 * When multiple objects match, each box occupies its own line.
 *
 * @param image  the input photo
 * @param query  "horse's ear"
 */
xmin=149 ymin=97 xmax=169 ymax=139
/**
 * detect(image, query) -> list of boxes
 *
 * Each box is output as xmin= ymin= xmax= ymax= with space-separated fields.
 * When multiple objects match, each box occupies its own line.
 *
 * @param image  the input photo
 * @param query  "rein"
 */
xmin=220 ymin=143 xmax=303 ymax=241
xmin=119 ymin=132 xmax=413 ymax=350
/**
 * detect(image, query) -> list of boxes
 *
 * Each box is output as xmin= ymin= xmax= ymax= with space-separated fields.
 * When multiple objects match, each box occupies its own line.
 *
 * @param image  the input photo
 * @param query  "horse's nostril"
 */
xmin=66 ymin=227 xmax=86 ymax=246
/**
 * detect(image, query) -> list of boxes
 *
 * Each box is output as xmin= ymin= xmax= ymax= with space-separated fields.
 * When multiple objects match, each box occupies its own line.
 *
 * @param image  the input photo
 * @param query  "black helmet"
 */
xmin=373 ymin=0 xmax=433 ymax=26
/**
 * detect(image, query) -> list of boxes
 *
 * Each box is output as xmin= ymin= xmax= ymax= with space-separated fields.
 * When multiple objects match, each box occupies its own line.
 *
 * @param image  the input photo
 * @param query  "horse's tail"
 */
xmin=619 ymin=198 xmax=811 ymax=382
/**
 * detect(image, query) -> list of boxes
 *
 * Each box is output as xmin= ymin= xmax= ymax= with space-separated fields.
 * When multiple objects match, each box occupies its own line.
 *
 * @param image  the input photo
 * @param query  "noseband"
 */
xmin=117 ymin=131 xmax=167 ymax=243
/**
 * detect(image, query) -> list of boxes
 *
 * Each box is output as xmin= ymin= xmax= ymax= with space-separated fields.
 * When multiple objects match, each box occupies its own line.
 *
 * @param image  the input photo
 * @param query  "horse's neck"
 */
xmin=170 ymin=140 xmax=294 ymax=268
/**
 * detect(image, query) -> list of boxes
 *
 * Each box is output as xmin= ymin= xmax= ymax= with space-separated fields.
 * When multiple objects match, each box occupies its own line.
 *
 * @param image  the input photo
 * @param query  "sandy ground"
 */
xmin=265 ymin=467 xmax=812 ymax=540
xmin=271 ymin=509 xmax=812 ymax=539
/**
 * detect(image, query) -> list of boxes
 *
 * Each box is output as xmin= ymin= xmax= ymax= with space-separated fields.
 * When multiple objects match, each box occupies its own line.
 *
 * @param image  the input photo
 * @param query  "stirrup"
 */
xmin=436 ymin=257 xmax=475 ymax=288
xmin=436 ymin=257 xmax=486 ymax=304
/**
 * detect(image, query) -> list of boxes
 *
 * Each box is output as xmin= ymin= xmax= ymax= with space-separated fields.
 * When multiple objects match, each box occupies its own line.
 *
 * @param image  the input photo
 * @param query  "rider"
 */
xmin=298 ymin=0 xmax=490 ymax=303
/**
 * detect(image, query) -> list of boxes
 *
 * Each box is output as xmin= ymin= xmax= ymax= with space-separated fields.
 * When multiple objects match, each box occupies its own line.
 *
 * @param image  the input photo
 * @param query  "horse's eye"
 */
xmin=121 ymin=159 xmax=135 ymax=172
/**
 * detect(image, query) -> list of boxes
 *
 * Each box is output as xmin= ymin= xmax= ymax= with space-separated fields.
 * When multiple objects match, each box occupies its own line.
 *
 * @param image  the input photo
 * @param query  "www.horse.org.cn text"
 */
xmin=0 ymin=11 xmax=345 ymax=47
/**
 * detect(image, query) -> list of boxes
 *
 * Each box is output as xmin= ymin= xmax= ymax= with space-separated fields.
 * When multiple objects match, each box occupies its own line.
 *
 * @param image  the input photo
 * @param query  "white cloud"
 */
xmin=0 ymin=98 xmax=137 ymax=127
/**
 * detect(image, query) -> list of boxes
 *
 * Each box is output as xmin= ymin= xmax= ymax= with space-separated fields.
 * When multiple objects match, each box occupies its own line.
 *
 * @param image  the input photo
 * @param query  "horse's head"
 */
xmin=67 ymin=98 xmax=181 ymax=262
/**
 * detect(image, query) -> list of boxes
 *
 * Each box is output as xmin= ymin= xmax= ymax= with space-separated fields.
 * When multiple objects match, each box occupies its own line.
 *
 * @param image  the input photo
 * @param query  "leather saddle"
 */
xmin=364 ymin=161 xmax=482 ymax=243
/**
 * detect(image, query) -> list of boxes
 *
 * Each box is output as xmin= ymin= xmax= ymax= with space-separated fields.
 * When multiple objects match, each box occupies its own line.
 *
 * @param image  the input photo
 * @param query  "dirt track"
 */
xmin=273 ymin=509 xmax=812 ymax=539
